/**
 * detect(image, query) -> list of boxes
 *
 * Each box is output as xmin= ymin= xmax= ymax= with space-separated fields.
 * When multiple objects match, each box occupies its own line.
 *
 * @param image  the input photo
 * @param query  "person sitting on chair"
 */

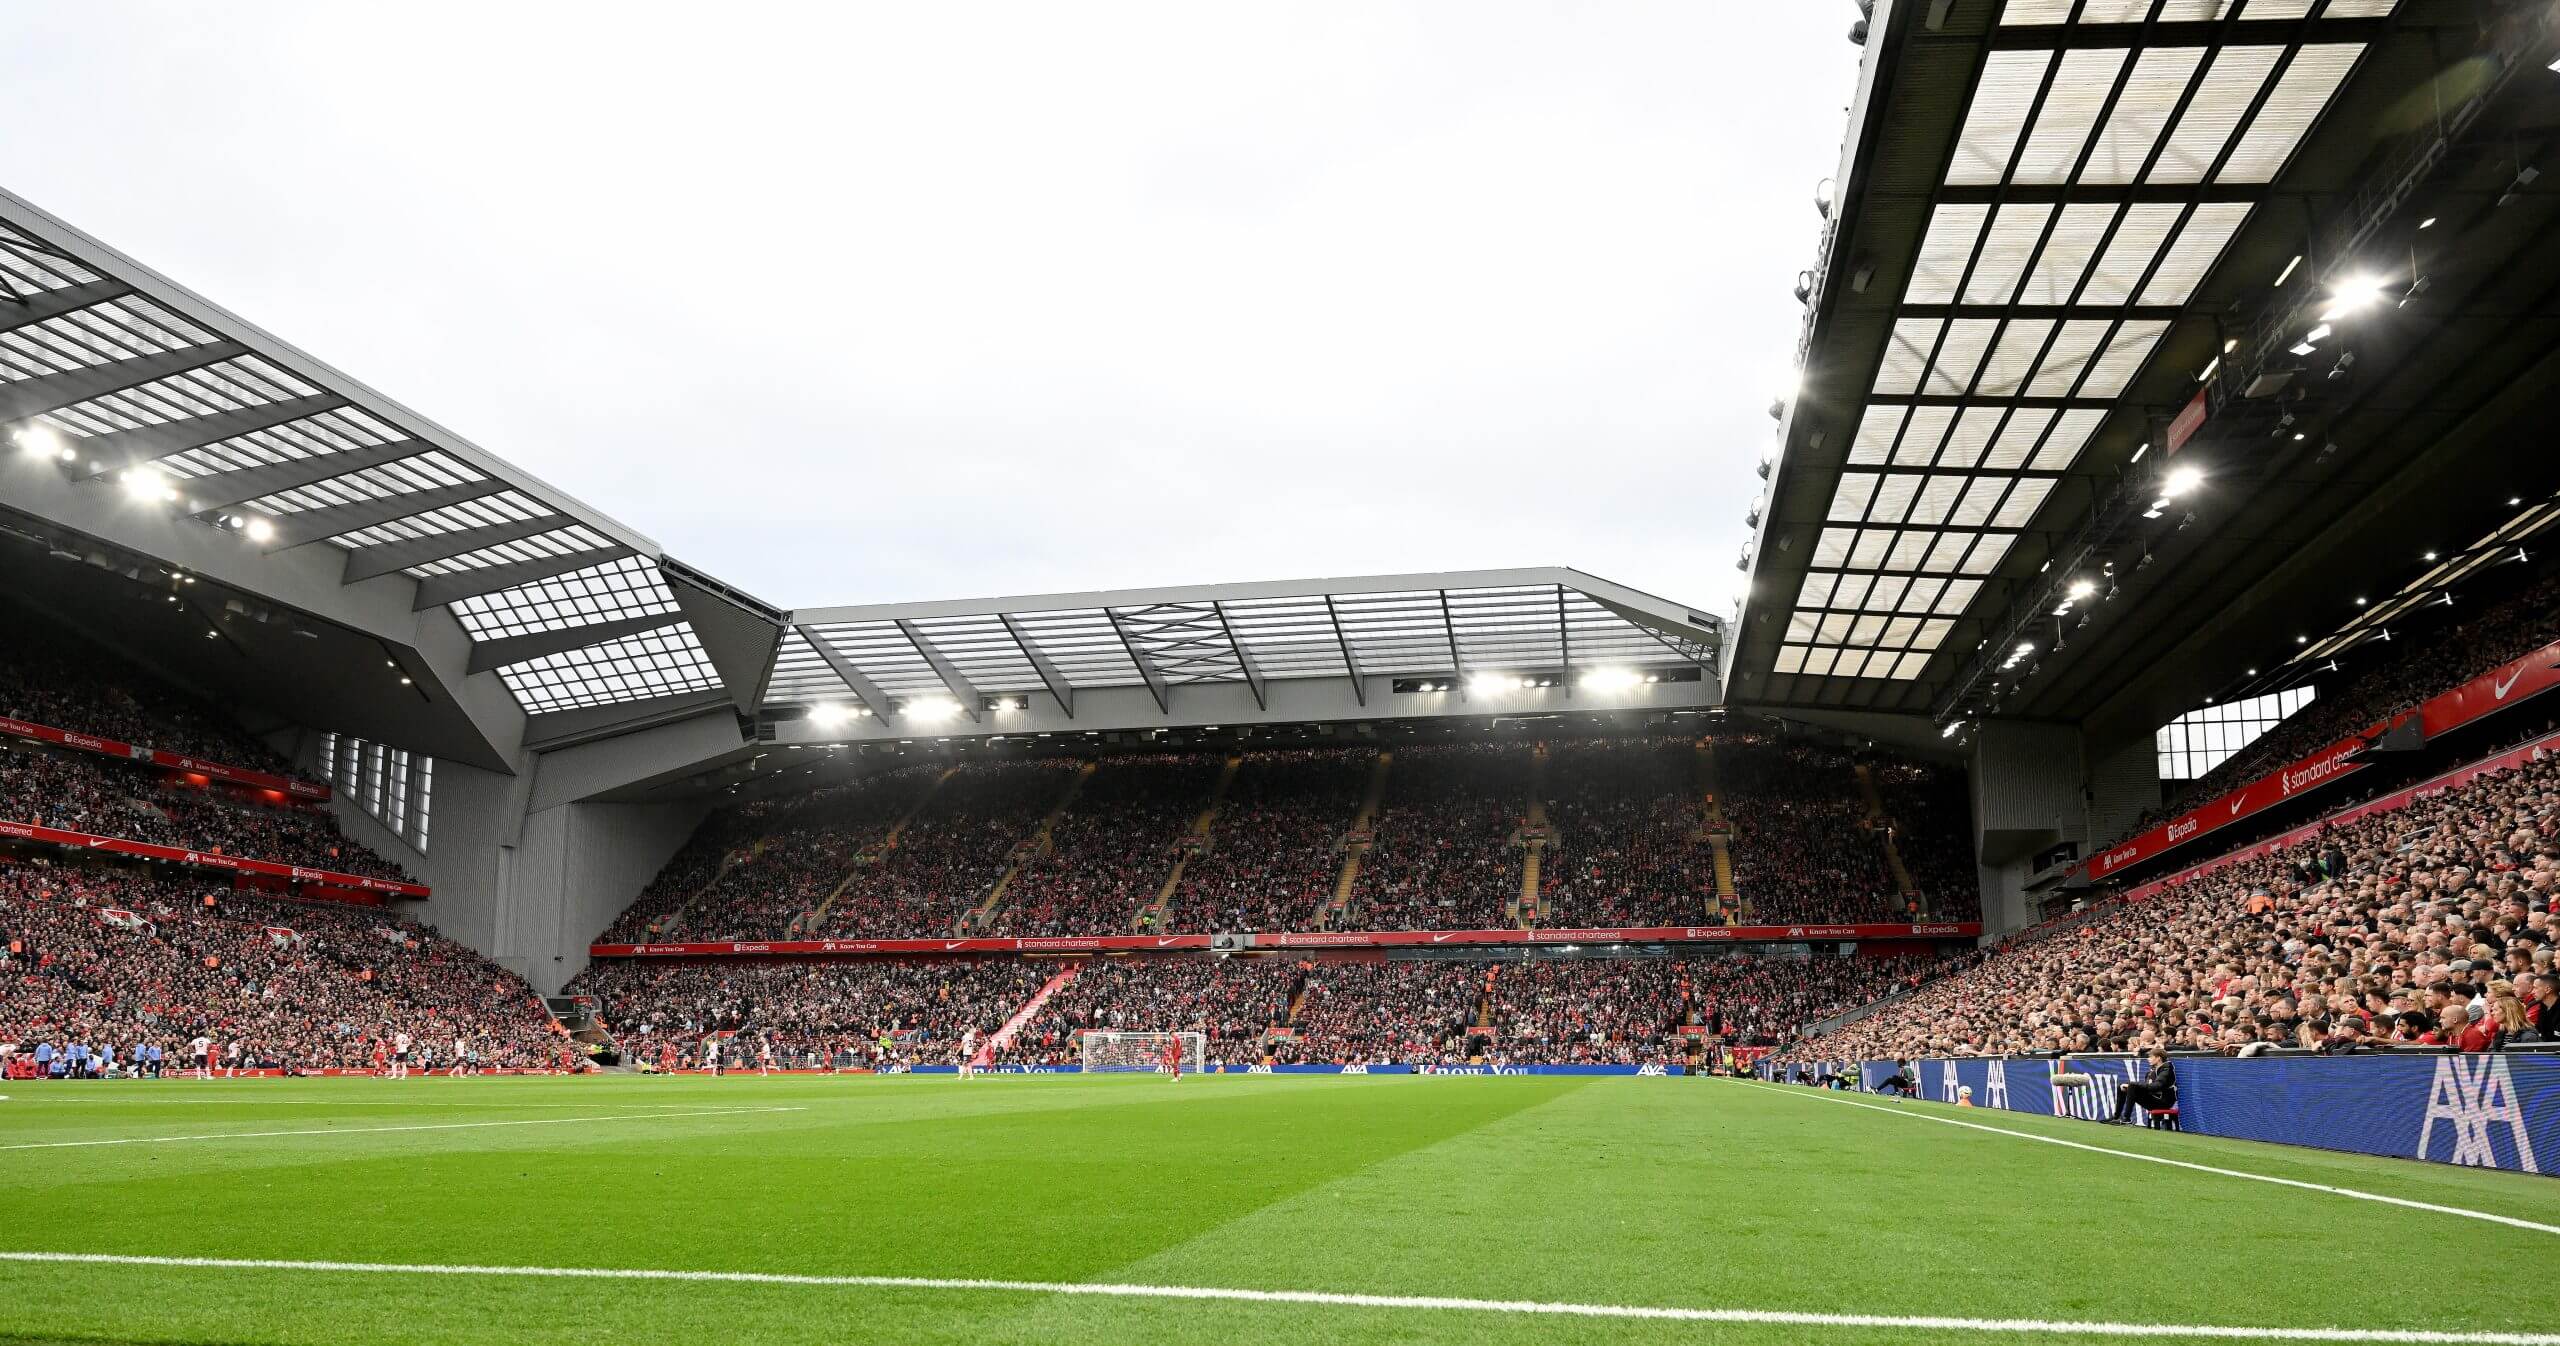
xmin=2110 ymin=1048 xmax=2176 ymax=1125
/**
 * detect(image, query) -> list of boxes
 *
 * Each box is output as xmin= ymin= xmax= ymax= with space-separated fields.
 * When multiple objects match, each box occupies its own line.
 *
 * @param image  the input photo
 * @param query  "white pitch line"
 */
xmin=0 ymin=1252 xmax=2548 ymax=1343
xmin=1736 ymin=1081 xmax=2560 ymax=1238
xmin=0 ymin=1106 xmax=806 ymax=1152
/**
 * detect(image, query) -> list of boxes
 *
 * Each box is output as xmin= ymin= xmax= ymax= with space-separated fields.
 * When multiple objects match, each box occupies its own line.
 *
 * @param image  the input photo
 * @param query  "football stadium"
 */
xmin=5 ymin=3 xmax=2560 ymax=1344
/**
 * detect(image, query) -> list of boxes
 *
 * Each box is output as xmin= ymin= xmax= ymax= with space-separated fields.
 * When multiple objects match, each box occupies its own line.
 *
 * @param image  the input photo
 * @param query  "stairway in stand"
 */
xmin=653 ymin=846 xmax=750 ymax=940
xmin=1136 ymin=754 xmax=1241 ymax=932
xmin=1507 ymin=743 xmax=1550 ymax=928
xmin=957 ymin=763 xmax=1094 ymax=935
xmin=1314 ymin=750 xmax=1391 ymax=930
xmin=973 ymin=965 xmax=1080 ymax=1068
xmin=1698 ymin=739 xmax=1741 ymax=923
xmin=1854 ymin=762 xmax=1925 ymax=918
xmin=806 ymin=767 xmax=958 ymax=929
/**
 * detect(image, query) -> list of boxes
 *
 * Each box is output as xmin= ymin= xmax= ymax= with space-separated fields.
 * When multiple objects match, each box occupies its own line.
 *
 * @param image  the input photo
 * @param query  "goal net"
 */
xmin=1079 ymin=1030 xmax=1207 ymax=1074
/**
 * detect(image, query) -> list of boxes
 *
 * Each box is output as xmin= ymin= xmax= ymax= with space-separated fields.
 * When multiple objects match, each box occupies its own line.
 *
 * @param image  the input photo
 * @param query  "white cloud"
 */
xmin=0 ymin=1 xmax=1858 ymax=613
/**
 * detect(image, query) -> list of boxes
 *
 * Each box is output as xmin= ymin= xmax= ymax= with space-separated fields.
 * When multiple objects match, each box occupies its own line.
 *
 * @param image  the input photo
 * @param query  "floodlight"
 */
xmin=13 ymin=425 xmax=62 ymax=458
xmin=243 ymin=517 xmax=276 ymax=544
xmin=121 ymin=467 xmax=167 ymax=502
xmin=809 ymin=702 xmax=854 ymax=728
xmin=2321 ymin=274 xmax=2385 ymax=319
xmin=1466 ymin=674 xmax=1508 ymax=697
xmin=906 ymin=696 xmax=962 ymax=723
xmin=2162 ymin=465 xmax=2203 ymax=498
xmin=2067 ymin=578 xmax=2097 ymax=600
xmin=1579 ymin=668 xmax=1641 ymax=693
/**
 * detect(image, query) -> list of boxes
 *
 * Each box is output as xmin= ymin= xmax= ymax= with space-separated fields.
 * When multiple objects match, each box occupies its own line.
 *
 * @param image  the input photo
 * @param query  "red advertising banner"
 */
xmin=0 ymin=817 xmax=428 ymax=897
xmin=2165 ymin=386 xmax=2210 ymax=457
xmin=587 ymin=922 xmax=1979 ymax=959
xmin=0 ymin=714 xmax=328 ymax=800
xmin=2082 ymin=637 xmax=2560 ymax=882
xmin=2418 ymin=636 xmax=2560 ymax=737
xmin=2115 ymin=727 xmax=2560 ymax=904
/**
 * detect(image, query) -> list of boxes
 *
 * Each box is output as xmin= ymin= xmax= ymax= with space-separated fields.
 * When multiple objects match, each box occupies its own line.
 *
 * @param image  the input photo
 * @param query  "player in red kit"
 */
xmin=1160 ymin=1036 xmax=1182 ymax=1082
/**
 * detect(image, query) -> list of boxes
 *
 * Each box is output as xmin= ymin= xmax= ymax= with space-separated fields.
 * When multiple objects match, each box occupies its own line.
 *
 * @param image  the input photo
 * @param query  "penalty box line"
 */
xmin=1733 ymin=1081 xmax=2560 ymax=1238
xmin=0 ymin=1106 xmax=807 ymax=1152
xmin=0 ymin=1252 xmax=2552 ymax=1344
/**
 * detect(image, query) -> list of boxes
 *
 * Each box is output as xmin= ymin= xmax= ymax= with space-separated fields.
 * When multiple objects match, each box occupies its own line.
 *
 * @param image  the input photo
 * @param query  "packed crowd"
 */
xmin=1873 ymin=759 xmax=1980 ymax=921
xmin=1538 ymin=738 xmax=1717 ymax=928
xmin=570 ymin=956 xmax=1051 ymax=1070
xmin=985 ymin=755 xmax=1221 ymax=937
xmin=596 ymin=735 xmax=1981 ymax=943
xmin=1790 ymin=750 xmax=2560 ymax=1062
xmin=0 ymin=860 xmax=570 ymax=1077
xmin=0 ymin=630 xmax=302 ymax=778
xmin=683 ymin=769 xmax=945 ymax=940
xmin=1 ymin=744 xmax=411 ymax=882
xmin=1349 ymin=744 xmax=1530 ymax=931
xmin=823 ymin=759 xmax=1084 ymax=938
xmin=1275 ymin=960 xmax=1487 ymax=1063
xmin=2103 ymin=567 xmax=2560 ymax=849
xmin=1721 ymin=738 xmax=1900 ymax=924
xmin=993 ymin=956 xmax=1295 ymax=1063
xmin=1159 ymin=749 xmax=1373 ymax=934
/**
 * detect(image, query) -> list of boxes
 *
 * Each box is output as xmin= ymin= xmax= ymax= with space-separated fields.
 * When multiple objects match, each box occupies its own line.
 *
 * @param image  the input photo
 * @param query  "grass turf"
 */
xmin=0 ymin=1074 xmax=2552 ymax=1345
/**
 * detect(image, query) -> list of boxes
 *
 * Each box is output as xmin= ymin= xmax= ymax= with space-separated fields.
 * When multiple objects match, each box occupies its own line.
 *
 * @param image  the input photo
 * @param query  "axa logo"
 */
xmin=1341 ymin=1064 xmax=1369 ymax=1075
xmin=2418 ymin=1055 xmax=2538 ymax=1172
xmin=1636 ymin=1064 xmax=1666 ymax=1077
xmin=1786 ymin=927 xmax=1805 ymax=938
xmin=1245 ymin=1064 xmax=1273 ymax=1075
xmin=1983 ymin=1059 xmax=2010 ymax=1111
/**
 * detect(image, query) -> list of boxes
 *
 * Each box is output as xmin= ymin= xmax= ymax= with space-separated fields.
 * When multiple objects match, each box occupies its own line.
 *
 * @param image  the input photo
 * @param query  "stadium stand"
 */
xmin=1157 ymin=748 xmax=1373 ymax=935
xmin=1718 ymin=737 xmax=1900 ymax=925
xmin=820 ymin=758 xmax=1087 ymax=938
xmin=2097 ymin=566 xmax=2560 ymax=854
xmin=1536 ymin=738 xmax=1718 ymax=928
xmin=1342 ymin=743 xmax=1531 ymax=932
xmin=0 ymin=630 xmax=303 ymax=778
xmin=592 ymin=733 xmax=1978 ymax=942
xmin=983 ymin=753 xmax=1223 ymax=937
xmin=1785 ymin=748 xmax=2560 ymax=1063
xmin=569 ymin=956 xmax=1052 ymax=1070
xmin=0 ymin=861 xmax=570 ymax=1075
xmin=0 ymin=744 xmax=411 ymax=882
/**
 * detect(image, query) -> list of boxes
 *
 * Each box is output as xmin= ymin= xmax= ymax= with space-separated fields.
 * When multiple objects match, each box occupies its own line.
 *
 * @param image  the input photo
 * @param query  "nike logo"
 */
xmin=86 ymin=838 xmax=113 ymax=847
xmin=2230 ymin=799 xmax=2244 ymax=816
xmin=943 ymin=941 xmax=965 ymax=950
xmin=1431 ymin=934 xmax=1455 ymax=943
xmin=1155 ymin=938 xmax=1177 ymax=947
xmin=2494 ymin=668 xmax=2525 ymax=700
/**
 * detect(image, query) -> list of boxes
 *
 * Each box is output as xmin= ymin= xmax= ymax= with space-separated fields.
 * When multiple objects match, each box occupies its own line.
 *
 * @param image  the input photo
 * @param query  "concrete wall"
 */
xmin=509 ymin=797 xmax=709 ymax=994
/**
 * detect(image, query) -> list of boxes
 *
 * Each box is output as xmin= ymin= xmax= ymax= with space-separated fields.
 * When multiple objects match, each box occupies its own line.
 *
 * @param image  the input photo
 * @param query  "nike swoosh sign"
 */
xmin=944 ymin=941 xmax=965 ymax=950
xmin=1432 ymin=934 xmax=1454 ymax=943
xmin=1155 ymin=939 xmax=1176 ymax=947
xmin=2494 ymin=668 xmax=2525 ymax=700
xmin=2231 ymin=799 xmax=2244 ymax=816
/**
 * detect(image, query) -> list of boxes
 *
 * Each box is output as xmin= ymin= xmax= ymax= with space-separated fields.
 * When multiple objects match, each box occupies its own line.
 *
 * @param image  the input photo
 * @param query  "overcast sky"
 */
xmin=0 ymin=3 xmax=1858 ymax=614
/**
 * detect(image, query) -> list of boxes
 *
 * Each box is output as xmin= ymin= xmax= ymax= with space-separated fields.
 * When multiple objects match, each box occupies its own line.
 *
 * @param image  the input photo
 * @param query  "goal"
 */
xmin=1079 ymin=1030 xmax=1206 ymax=1074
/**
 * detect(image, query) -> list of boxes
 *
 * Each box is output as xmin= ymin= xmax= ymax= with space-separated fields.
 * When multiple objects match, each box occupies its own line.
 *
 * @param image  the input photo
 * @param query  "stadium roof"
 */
xmin=767 ymin=569 xmax=1722 ymax=723
xmin=0 ymin=191 xmax=1722 ymax=777
xmin=1733 ymin=0 xmax=2560 ymax=743
xmin=0 ymin=187 xmax=780 ymax=726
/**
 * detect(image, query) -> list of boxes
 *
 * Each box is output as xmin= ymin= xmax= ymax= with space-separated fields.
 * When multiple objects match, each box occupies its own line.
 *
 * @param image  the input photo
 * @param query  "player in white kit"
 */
xmin=958 ymin=1027 xmax=980 ymax=1079
xmin=391 ymin=1031 xmax=412 ymax=1079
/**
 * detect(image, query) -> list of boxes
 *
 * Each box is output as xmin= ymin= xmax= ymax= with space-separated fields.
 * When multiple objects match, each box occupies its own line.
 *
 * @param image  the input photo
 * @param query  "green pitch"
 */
xmin=0 ymin=1074 xmax=2552 ymax=1346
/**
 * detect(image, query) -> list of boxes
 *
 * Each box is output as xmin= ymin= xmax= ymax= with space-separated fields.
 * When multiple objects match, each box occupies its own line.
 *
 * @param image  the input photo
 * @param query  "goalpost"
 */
xmin=1079 ymin=1030 xmax=1206 ymax=1074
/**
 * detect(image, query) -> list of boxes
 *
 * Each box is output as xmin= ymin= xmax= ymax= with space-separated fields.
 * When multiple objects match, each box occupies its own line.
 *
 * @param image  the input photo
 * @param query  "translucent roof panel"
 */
xmin=449 ymin=555 xmax=680 ymax=642
xmin=2217 ymin=44 xmax=2363 ymax=183
xmin=497 ymin=623 xmax=724 ymax=715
